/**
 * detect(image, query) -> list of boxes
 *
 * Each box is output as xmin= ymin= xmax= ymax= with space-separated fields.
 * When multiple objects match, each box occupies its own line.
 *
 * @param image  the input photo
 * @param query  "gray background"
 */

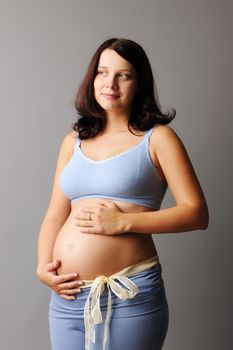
xmin=0 ymin=0 xmax=232 ymax=349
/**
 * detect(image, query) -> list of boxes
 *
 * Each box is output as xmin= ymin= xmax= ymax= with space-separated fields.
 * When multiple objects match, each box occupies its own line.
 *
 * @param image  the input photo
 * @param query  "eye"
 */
xmin=97 ymin=70 xmax=106 ymax=76
xmin=118 ymin=73 xmax=130 ymax=78
xmin=97 ymin=70 xmax=130 ymax=79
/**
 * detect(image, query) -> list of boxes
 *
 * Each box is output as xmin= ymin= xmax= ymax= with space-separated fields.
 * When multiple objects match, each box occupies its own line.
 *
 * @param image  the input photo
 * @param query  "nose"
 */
xmin=105 ymin=74 xmax=118 ymax=89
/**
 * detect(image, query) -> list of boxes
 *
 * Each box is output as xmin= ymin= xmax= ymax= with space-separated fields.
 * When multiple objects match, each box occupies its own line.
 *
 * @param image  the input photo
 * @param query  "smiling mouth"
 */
xmin=102 ymin=94 xmax=120 ymax=99
xmin=103 ymin=93 xmax=119 ymax=97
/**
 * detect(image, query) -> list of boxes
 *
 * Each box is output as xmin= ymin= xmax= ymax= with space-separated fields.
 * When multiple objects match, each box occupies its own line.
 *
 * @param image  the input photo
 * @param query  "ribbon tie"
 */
xmin=83 ymin=273 xmax=139 ymax=350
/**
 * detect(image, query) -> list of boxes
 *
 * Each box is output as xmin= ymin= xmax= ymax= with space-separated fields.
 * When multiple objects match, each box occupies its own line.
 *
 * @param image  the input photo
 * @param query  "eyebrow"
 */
xmin=98 ymin=66 xmax=132 ymax=72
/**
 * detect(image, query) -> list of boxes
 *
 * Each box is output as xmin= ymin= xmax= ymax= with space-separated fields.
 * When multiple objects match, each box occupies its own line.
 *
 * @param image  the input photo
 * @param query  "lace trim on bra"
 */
xmin=75 ymin=129 xmax=151 ymax=163
xmin=73 ymin=125 xmax=167 ymax=186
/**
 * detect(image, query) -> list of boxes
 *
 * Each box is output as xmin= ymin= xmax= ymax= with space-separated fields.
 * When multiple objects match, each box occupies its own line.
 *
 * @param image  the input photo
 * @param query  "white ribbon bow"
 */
xmin=84 ymin=274 xmax=139 ymax=350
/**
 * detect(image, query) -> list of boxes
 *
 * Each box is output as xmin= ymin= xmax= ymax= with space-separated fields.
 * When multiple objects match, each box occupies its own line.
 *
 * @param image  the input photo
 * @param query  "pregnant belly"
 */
xmin=52 ymin=198 xmax=157 ymax=279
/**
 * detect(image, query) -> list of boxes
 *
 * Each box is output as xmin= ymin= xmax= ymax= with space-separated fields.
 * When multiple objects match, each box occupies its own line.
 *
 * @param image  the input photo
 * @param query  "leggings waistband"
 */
xmin=80 ymin=255 xmax=160 ymax=350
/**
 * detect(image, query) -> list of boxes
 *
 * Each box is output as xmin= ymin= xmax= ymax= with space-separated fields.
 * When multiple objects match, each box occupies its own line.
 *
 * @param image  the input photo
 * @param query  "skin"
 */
xmin=73 ymin=49 xmax=208 ymax=235
xmin=37 ymin=48 xmax=209 ymax=300
xmin=37 ymin=48 xmax=141 ymax=299
xmin=93 ymin=48 xmax=138 ymax=131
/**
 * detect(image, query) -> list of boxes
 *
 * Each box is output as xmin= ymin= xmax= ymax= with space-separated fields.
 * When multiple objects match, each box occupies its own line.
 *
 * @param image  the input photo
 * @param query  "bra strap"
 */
xmin=74 ymin=126 xmax=158 ymax=153
xmin=73 ymin=135 xmax=81 ymax=153
xmin=145 ymin=124 xmax=158 ymax=147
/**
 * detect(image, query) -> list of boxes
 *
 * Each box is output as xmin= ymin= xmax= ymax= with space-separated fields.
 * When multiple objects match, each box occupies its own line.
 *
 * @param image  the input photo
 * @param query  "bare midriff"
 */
xmin=52 ymin=197 xmax=158 ymax=280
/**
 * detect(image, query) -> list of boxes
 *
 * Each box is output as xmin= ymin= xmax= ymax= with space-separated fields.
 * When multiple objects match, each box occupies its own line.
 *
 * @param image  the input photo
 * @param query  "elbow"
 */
xmin=199 ymin=217 xmax=209 ymax=230
xmin=194 ymin=204 xmax=209 ymax=230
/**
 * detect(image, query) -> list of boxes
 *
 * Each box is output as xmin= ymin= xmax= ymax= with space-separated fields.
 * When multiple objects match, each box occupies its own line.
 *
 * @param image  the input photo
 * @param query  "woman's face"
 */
xmin=93 ymin=49 xmax=138 ymax=113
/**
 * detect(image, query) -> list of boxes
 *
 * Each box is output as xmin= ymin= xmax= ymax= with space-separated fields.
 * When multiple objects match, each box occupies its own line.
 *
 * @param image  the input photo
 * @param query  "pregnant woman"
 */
xmin=36 ymin=37 xmax=209 ymax=350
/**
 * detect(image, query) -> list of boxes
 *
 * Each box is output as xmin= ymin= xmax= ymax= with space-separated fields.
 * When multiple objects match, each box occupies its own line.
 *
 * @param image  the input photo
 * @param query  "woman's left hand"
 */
xmin=72 ymin=199 xmax=125 ymax=236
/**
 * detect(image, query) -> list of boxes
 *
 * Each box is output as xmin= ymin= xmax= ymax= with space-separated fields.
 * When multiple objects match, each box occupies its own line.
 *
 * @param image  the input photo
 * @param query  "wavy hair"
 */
xmin=72 ymin=37 xmax=176 ymax=139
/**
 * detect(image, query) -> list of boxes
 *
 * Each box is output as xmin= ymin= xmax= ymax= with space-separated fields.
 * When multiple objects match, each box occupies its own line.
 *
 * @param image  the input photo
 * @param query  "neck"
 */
xmin=103 ymin=109 xmax=132 ymax=134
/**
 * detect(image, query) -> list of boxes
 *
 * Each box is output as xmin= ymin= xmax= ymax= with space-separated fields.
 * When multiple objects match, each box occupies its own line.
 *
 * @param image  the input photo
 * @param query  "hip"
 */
xmin=48 ymin=256 xmax=169 ymax=350
xmin=49 ymin=256 xmax=168 ymax=318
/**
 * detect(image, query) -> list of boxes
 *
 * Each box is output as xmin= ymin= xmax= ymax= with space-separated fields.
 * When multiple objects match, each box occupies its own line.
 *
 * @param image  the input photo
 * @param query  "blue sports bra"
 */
xmin=60 ymin=126 xmax=167 ymax=210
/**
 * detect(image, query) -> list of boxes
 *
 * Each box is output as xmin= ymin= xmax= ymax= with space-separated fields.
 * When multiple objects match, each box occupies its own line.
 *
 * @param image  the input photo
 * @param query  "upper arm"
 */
xmin=151 ymin=125 xmax=208 ymax=211
xmin=43 ymin=130 xmax=78 ymax=224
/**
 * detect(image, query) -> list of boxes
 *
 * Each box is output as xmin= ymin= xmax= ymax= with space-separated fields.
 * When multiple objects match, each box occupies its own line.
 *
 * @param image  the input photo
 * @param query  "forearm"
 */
xmin=121 ymin=203 xmax=208 ymax=234
xmin=37 ymin=216 xmax=64 ymax=270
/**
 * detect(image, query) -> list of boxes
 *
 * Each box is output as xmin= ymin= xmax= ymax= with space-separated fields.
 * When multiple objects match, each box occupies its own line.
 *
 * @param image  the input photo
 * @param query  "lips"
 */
xmin=102 ymin=93 xmax=119 ymax=97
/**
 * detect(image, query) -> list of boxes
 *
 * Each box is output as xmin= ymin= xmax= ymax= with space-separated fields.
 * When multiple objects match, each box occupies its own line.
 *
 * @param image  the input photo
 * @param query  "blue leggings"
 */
xmin=48 ymin=262 xmax=169 ymax=350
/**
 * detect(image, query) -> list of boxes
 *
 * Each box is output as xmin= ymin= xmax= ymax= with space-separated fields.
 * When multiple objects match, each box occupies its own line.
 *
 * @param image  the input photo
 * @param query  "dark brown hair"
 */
xmin=72 ymin=37 xmax=176 ymax=139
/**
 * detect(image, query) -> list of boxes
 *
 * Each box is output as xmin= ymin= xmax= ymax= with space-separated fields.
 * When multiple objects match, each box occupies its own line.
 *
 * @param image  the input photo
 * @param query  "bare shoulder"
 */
xmin=60 ymin=130 xmax=79 ymax=158
xmin=151 ymin=124 xmax=180 ymax=142
xmin=149 ymin=124 xmax=209 ymax=221
xmin=64 ymin=130 xmax=78 ymax=144
xmin=150 ymin=124 xmax=186 ymax=153
xmin=149 ymin=124 xmax=192 ymax=182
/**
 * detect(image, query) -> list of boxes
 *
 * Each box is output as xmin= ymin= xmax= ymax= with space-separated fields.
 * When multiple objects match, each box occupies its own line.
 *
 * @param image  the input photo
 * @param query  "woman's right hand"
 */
xmin=36 ymin=259 xmax=84 ymax=300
